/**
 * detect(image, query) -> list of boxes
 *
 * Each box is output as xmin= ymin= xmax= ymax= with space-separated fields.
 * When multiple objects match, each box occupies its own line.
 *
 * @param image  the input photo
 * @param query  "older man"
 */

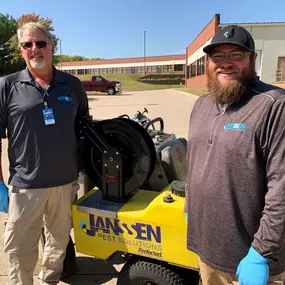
xmin=184 ymin=25 xmax=285 ymax=285
xmin=0 ymin=22 xmax=89 ymax=285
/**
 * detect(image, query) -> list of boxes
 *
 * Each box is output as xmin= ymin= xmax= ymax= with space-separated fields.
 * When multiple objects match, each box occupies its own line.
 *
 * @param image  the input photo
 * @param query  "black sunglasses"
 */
xmin=20 ymin=40 xmax=49 ymax=49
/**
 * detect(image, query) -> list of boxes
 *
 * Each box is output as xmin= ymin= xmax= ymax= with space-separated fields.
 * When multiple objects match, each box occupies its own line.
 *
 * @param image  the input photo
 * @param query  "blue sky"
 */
xmin=2 ymin=0 xmax=285 ymax=59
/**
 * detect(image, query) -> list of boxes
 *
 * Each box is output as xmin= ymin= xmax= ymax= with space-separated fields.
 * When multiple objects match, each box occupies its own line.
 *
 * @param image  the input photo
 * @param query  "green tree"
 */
xmin=72 ymin=55 xmax=89 ymax=61
xmin=58 ymin=54 xmax=89 ymax=62
xmin=55 ymin=54 xmax=102 ymax=63
xmin=0 ymin=14 xmax=17 ymax=45
xmin=0 ymin=14 xmax=21 ymax=76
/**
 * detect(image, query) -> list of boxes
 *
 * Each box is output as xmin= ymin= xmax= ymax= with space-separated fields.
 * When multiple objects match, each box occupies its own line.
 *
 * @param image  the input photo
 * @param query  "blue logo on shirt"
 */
xmin=58 ymin=96 xmax=72 ymax=102
xmin=224 ymin=123 xmax=246 ymax=131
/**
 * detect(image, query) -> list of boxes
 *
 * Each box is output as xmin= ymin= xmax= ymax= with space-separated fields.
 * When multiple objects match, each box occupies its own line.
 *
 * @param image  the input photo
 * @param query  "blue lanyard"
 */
xmin=43 ymin=90 xmax=50 ymax=109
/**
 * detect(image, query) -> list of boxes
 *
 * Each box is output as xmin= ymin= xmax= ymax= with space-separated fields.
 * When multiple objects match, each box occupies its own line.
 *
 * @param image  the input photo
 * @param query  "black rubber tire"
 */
xmin=117 ymin=257 xmax=196 ymax=285
xmin=107 ymin=87 xmax=116 ymax=95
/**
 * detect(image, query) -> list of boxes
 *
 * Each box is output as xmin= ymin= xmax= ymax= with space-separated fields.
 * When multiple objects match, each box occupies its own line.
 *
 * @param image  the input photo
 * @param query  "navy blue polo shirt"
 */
xmin=0 ymin=67 xmax=89 ymax=188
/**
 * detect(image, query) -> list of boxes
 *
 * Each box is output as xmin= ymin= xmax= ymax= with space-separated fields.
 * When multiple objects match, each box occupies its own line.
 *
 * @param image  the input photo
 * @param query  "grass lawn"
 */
xmin=175 ymin=87 xmax=208 ymax=96
xmin=76 ymin=74 xmax=186 ymax=92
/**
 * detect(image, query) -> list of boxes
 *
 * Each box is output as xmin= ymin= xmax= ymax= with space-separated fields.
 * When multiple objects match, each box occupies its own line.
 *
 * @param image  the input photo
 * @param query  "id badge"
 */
xmin=42 ymin=108 xmax=55 ymax=125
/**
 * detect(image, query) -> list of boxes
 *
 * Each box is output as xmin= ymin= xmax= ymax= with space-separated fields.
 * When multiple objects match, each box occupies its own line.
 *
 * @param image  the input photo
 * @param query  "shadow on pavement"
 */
xmin=61 ymin=276 xmax=117 ymax=285
xmin=61 ymin=256 xmax=122 ymax=285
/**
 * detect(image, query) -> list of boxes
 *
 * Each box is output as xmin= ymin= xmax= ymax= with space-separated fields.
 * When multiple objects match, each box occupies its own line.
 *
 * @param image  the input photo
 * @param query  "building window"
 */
xmin=147 ymin=66 xmax=156 ymax=73
xmin=112 ymin=68 xmax=121 ymax=74
xmin=197 ymin=56 xmax=205 ymax=75
xmin=70 ymin=63 xmax=185 ymax=75
xmin=190 ymin=62 xmax=197 ymax=77
xmin=163 ymin=65 xmax=172 ymax=72
xmin=100 ymin=68 xmax=107 ymax=74
xmin=277 ymin=57 xmax=285 ymax=81
xmin=138 ymin=66 xmax=144 ymax=73
xmin=187 ymin=65 xmax=190 ymax=78
xmin=157 ymin=66 xmax=162 ymax=73
xmin=174 ymin=64 xmax=184 ymax=71
xmin=77 ymin=69 xmax=84 ymax=75
xmin=123 ymin=67 xmax=131 ymax=73
xmin=64 ymin=69 xmax=76 ymax=75
xmin=90 ymin=69 xmax=98 ymax=74
xmin=122 ymin=67 xmax=145 ymax=74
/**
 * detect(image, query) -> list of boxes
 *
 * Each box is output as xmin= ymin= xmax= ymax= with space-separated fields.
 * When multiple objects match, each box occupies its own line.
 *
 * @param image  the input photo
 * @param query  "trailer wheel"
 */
xmin=117 ymin=257 xmax=199 ymax=285
xmin=107 ymin=87 xmax=116 ymax=95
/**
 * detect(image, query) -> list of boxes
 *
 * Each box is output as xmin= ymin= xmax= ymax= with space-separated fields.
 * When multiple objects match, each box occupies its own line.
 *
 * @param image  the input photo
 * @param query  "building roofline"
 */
xmin=97 ymin=53 xmax=186 ymax=61
xmin=57 ymin=54 xmax=186 ymax=67
xmin=219 ymin=22 xmax=285 ymax=27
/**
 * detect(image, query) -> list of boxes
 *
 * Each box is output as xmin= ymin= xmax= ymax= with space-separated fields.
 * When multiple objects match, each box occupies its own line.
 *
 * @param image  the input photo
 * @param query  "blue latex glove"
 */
xmin=236 ymin=246 xmax=269 ymax=285
xmin=0 ymin=181 xmax=9 ymax=213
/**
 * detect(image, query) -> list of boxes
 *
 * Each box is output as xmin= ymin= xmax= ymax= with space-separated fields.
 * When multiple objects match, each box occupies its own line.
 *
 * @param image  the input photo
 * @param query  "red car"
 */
xmin=81 ymin=76 xmax=122 ymax=95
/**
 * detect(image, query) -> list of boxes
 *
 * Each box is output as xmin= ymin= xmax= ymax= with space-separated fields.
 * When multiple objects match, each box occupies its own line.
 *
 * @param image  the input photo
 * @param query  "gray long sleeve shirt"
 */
xmin=184 ymin=80 xmax=285 ymax=276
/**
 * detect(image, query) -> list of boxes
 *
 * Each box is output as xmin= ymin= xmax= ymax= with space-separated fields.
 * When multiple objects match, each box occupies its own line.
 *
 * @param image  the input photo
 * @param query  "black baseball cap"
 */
xmin=203 ymin=25 xmax=255 ymax=54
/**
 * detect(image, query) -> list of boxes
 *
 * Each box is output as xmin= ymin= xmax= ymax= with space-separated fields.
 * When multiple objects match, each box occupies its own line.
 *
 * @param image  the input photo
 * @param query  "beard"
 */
xmin=206 ymin=60 xmax=257 ymax=104
xmin=29 ymin=56 xmax=46 ymax=69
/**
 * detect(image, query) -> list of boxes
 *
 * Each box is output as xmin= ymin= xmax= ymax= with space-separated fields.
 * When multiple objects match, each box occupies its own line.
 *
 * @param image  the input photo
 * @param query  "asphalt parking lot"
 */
xmin=0 ymin=89 xmax=198 ymax=285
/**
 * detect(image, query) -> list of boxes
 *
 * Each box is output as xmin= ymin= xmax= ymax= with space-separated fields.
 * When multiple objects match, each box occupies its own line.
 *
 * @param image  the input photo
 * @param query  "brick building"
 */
xmin=58 ymin=54 xmax=186 ymax=76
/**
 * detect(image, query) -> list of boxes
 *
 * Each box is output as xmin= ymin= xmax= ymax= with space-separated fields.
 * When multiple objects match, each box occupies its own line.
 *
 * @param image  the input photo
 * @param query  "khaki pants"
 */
xmin=3 ymin=181 xmax=79 ymax=285
xmin=198 ymin=257 xmax=285 ymax=285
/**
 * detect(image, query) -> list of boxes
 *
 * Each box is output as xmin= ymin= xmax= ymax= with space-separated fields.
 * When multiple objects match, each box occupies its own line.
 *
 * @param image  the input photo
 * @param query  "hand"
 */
xmin=236 ymin=246 xmax=269 ymax=285
xmin=0 ymin=181 xmax=8 ymax=213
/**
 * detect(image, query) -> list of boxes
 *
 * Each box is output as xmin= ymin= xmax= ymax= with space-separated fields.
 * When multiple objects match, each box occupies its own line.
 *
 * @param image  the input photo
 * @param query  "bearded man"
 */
xmin=184 ymin=25 xmax=285 ymax=285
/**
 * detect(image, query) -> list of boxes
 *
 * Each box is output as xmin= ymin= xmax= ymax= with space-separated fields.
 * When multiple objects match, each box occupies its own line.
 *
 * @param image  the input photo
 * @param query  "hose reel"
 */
xmin=78 ymin=115 xmax=156 ymax=202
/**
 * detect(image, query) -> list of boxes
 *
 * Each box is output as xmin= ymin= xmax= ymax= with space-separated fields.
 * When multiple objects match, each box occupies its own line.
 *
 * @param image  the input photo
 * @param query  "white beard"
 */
xmin=30 ymin=57 xmax=46 ymax=69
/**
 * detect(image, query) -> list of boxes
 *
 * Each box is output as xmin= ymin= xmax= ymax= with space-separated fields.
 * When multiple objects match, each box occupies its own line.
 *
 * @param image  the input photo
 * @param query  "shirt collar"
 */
xmin=17 ymin=66 xmax=66 ymax=84
xmin=52 ymin=66 xmax=69 ymax=84
xmin=17 ymin=67 xmax=33 ymax=83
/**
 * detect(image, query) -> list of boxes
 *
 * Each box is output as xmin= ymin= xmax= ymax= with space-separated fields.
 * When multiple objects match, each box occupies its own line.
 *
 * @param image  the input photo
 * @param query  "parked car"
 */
xmin=81 ymin=76 xmax=122 ymax=95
